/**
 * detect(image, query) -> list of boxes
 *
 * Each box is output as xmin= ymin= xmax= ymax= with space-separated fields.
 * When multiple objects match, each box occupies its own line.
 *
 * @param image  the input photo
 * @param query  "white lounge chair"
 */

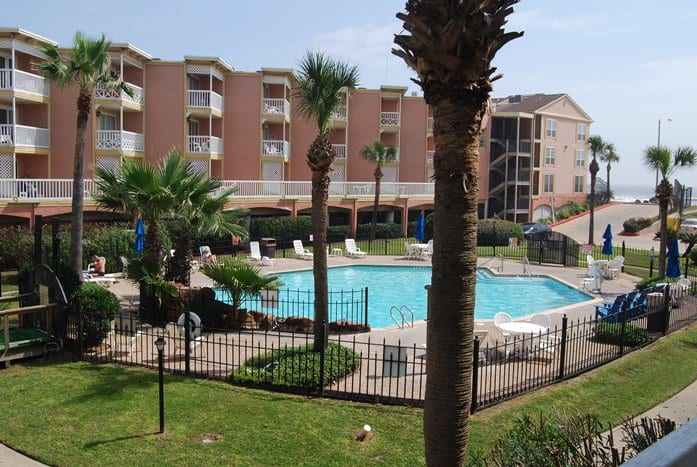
xmin=293 ymin=240 xmax=313 ymax=260
xmin=344 ymin=239 xmax=367 ymax=259
xmin=423 ymin=239 xmax=433 ymax=258
xmin=248 ymin=241 xmax=275 ymax=266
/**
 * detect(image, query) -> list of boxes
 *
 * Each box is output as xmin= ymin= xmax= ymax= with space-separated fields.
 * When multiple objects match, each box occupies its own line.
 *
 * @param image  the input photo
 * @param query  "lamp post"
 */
xmin=155 ymin=336 xmax=166 ymax=434
xmin=656 ymin=118 xmax=671 ymax=188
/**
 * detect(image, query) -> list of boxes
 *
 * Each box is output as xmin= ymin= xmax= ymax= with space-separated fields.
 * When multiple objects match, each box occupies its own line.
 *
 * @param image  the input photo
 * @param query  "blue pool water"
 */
xmin=255 ymin=265 xmax=591 ymax=329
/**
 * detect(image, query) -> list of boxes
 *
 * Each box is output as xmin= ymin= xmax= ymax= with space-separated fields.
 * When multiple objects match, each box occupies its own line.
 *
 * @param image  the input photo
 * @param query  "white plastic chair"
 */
xmin=493 ymin=312 xmax=512 ymax=327
xmin=344 ymin=238 xmax=367 ymax=259
xmin=249 ymin=241 xmax=263 ymax=264
xmin=586 ymin=255 xmax=596 ymax=277
xmin=292 ymin=240 xmax=313 ymax=260
xmin=529 ymin=313 xmax=551 ymax=331
xmin=607 ymin=255 xmax=624 ymax=279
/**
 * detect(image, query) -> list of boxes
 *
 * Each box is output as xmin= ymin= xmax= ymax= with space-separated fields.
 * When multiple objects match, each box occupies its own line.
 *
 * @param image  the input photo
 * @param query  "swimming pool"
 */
xmin=265 ymin=265 xmax=592 ymax=329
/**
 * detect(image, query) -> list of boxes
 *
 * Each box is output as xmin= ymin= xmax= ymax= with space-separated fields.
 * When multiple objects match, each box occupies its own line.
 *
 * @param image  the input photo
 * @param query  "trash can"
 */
xmin=646 ymin=292 xmax=670 ymax=333
xmin=260 ymin=238 xmax=277 ymax=259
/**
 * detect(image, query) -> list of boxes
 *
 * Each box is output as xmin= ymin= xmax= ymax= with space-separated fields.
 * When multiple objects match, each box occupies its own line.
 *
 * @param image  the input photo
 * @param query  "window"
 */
xmin=0 ymin=107 xmax=13 ymax=125
xmin=546 ymin=118 xmax=556 ymax=138
xmin=543 ymin=174 xmax=554 ymax=193
xmin=188 ymin=75 xmax=200 ymax=90
xmin=545 ymin=146 xmax=556 ymax=165
xmin=479 ymin=131 xmax=485 ymax=148
xmin=98 ymin=113 xmax=117 ymax=131
xmin=188 ymin=119 xmax=199 ymax=136
xmin=574 ymin=175 xmax=584 ymax=193
xmin=577 ymin=123 xmax=587 ymax=141
xmin=575 ymin=149 xmax=586 ymax=167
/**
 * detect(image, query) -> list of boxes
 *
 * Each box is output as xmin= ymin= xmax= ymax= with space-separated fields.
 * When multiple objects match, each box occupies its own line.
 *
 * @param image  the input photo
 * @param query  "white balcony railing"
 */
xmin=0 ymin=69 xmax=49 ymax=97
xmin=330 ymin=105 xmax=347 ymax=121
xmin=188 ymin=90 xmax=223 ymax=112
xmin=332 ymin=144 xmax=347 ymax=159
xmin=263 ymin=98 xmax=290 ymax=117
xmin=0 ymin=124 xmax=50 ymax=148
xmin=262 ymin=140 xmax=289 ymax=157
xmin=96 ymin=130 xmax=144 ymax=152
xmin=0 ymin=179 xmax=435 ymax=201
xmin=380 ymin=112 xmax=400 ymax=126
xmin=188 ymin=136 xmax=223 ymax=154
xmin=96 ymin=82 xmax=144 ymax=106
xmin=426 ymin=150 xmax=434 ymax=163
xmin=427 ymin=117 xmax=434 ymax=133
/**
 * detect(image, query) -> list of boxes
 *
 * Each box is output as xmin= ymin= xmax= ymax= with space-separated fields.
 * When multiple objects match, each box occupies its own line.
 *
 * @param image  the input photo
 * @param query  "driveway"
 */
xmin=552 ymin=203 xmax=660 ymax=250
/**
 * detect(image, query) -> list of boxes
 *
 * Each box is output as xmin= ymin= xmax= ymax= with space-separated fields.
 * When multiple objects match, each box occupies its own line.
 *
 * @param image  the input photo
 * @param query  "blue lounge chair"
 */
xmin=595 ymin=295 xmax=625 ymax=323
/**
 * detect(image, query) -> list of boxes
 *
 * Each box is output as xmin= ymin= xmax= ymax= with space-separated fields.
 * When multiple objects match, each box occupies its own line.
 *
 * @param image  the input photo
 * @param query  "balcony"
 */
xmin=330 ymin=105 xmax=348 ymax=127
xmin=0 ymin=124 xmax=50 ymax=149
xmin=380 ymin=112 xmax=400 ymax=126
xmin=332 ymin=144 xmax=347 ymax=159
xmin=262 ymin=140 xmax=289 ymax=158
xmin=96 ymin=130 xmax=144 ymax=152
xmin=426 ymin=150 xmax=434 ymax=164
xmin=95 ymin=82 xmax=144 ymax=108
xmin=188 ymin=136 xmax=223 ymax=155
xmin=262 ymin=98 xmax=290 ymax=121
xmin=0 ymin=69 xmax=49 ymax=100
xmin=187 ymin=90 xmax=223 ymax=114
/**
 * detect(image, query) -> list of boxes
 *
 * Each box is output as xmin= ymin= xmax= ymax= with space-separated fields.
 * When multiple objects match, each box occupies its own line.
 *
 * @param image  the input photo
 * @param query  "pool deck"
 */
xmin=108 ymin=254 xmax=639 ymax=348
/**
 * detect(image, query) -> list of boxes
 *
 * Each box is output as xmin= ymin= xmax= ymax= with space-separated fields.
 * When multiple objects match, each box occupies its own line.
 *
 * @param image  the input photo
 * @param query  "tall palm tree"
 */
xmin=642 ymin=145 xmax=697 ymax=279
xmin=360 ymin=141 xmax=397 ymax=240
xmin=37 ymin=32 xmax=130 ymax=277
xmin=394 ymin=1 xmax=522 ymax=464
xmin=600 ymin=142 xmax=619 ymax=204
xmin=587 ymin=135 xmax=607 ymax=244
xmin=294 ymin=51 xmax=359 ymax=351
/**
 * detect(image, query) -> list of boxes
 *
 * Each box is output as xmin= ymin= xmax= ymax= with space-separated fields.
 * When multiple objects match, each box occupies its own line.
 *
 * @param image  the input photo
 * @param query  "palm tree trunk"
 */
xmin=168 ymin=232 xmax=192 ymax=286
xmin=589 ymin=158 xmax=599 ymax=245
xmin=370 ymin=169 xmax=382 ymax=241
xmin=145 ymin=220 xmax=163 ymax=275
xmin=424 ymin=91 xmax=481 ymax=465
xmin=311 ymin=168 xmax=330 ymax=352
xmin=70 ymin=92 xmax=90 ymax=276
xmin=657 ymin=179 xmax=672 ymax=280
xmin=606 ymin=164 xmax=612 ymax=204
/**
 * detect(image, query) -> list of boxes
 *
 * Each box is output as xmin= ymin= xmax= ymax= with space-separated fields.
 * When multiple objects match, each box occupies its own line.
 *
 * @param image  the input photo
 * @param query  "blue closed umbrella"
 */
xmin=601 ymin=224 xmax=613 ymax=255
xmin=666 ymin=236 xmax=681 ymax=278
xmin=415 ymin=211 xmax=426 ymax=243
xmin=135 ymin=217 xmax=145 ymax=252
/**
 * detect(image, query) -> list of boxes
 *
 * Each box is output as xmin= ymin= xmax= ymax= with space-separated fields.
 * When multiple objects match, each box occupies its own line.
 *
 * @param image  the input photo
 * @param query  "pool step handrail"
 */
xmin=523 ymin=256 xmax=533 ymax=278
xmin=480 ymin=256 xmax=504 ymax=272
xmin=389 ymin=305 xmax=415 ymax=329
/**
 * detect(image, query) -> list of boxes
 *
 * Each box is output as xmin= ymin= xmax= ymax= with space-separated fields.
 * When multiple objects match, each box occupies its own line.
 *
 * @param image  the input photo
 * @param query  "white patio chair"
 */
xmin=529 ymin=313 xmax=551 ymax=331
xmin=344 ymin=238 xmax=367 ymax=259
xmin=404 ymin=242 xmax=417 ymax=260
xmin=423 ymin=239 xmax=433 ymax=258
xmin=493 ymin=312 xmax=512 ymax=327
xmin=607 ymin=255 xmax=624 ymax=279
xmin=292 ymin=240 xmax=313 ymax=260
xmin=586 ymin=255 xmax=596 ymax=277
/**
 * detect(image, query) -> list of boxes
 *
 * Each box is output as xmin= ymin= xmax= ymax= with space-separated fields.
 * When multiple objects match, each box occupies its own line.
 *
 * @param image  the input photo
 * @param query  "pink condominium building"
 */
xmin=0 ymin=28 xmax=592 ymax=233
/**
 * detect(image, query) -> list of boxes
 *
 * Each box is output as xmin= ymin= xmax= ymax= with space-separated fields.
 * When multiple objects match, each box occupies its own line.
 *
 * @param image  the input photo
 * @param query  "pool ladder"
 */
xmin=389 ymin=305 xmax=414 ymax=329
xmin=480 ymin=254 xmax=504 ymax=272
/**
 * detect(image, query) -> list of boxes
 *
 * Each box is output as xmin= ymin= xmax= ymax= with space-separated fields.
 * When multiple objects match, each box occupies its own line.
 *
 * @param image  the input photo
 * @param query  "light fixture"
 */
xmin=155 ymin=336 xmax=166 ymax=433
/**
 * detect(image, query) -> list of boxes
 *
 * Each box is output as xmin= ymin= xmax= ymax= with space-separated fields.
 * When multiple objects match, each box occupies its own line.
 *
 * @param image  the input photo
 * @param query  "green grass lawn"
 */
xmin=2 ymin=324 xmax=697 ymax=466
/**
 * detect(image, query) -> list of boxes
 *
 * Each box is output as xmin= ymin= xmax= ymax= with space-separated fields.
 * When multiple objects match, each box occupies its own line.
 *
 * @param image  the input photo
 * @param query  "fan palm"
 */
xmin=37 ymin=31 xmax=131 ymax=277
xmin=360 ymin=141 xmax=398 ymax=241
xmin=394 ymin=1 xmax=522 ymax=464
xmin=587 ymin=135 xmax=607 ymax=244
xmin=600 ymin=142 xmax=619 ymax=204
xmin=295 ymin=51 xmax=359 ymax=351
xmin=642 ymin=145 xmax=697 ymax=279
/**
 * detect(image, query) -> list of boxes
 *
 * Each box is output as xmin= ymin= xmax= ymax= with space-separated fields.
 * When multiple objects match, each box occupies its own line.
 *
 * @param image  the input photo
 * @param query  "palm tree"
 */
xmin=600 ymin=142 xmax=619 ymax=204
xmin=587 ymin=135 xmax=607 ymax=244
xmin=37 ymin=32 xmax=130 ymax=277
xmin=394 ymin=1 xmax=522 ymax=464
xmin=360 ymin=141 xmax=398 ymax=240
xmin=642 ymin=145 xmax=697 ymax=279
xmin=201 ymin=261 xmax=281 ymax=320
xmin=294 ymin=51 xmax=359 ymax=351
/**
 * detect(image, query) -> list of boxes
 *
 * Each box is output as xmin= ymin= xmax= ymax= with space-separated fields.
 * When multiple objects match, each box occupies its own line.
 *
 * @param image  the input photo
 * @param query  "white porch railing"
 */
xmin=96 ymin=82 xmax=144 ymax=105
xmin=262 ymin=140 xmax=289 ymax=157
xmin=332 ymin=144 xmax=347 ymax=159
xmin=426 ymin=150 xmax=434 ymax=163
xmin=96 ymin=130 xmax=144 ymax=152
xmin=188 ymin=90 xmax=223 ymax=112
xmin=0 ymin=124 xmax=50 ymax=148
xmin=0 ymin=179 xmax=435 ymax=200
xmin=0 ymin=69 xmax=49 ymax=97
xmin=263 ymin=98 xmax=290 ymax=117
xmin=381 ymin=112 xmax=400 ymax=126
xmin=188 ymin=136 xmax=223 ymax=154
xmin=330 ymin=105 xmax=347 ymax=121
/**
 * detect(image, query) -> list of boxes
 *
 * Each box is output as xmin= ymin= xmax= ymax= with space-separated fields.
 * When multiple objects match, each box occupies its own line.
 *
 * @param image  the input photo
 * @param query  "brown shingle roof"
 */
xmin=492 ymin=93 xmax=565 ymax=113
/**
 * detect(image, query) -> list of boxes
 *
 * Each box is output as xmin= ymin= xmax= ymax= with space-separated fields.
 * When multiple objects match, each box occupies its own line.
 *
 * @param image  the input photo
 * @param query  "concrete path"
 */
xmin=0 ymin=444 xmax=46 ymax=466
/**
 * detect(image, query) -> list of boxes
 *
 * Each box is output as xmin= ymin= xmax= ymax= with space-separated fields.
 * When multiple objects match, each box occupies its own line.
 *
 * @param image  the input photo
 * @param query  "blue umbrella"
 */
xmin=601 ymin=224 xmax=613 ymax=255
xmin=666 ymin=236 xmax=681 ymax=278
xmin=415 ymin=211 xmax=426 ymax=243
xmin=135 ymin=217 xmax=145 ymax=252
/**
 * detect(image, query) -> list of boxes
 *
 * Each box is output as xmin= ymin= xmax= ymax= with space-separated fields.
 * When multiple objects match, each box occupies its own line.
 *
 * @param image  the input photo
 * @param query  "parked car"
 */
xmin=521 ymin=222 xmax=553 ymax=239
xmin=679 ymin=218 xmax=697 ymax=233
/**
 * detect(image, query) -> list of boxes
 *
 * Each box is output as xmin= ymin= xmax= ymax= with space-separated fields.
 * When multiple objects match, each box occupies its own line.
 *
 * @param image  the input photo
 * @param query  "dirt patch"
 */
xmin=194 ymin=433 xmax=222 ymax=444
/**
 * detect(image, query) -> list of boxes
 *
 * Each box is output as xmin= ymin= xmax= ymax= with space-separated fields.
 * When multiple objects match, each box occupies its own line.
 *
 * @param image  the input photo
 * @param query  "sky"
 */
xmin=5 ymin=0 xmax=697 ymax=190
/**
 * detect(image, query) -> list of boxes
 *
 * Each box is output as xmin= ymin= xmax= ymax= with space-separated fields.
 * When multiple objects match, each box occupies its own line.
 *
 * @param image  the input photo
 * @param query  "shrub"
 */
xmin=327 ymin=225 xmax=351 ymax=242
xmin=477 ymin=219 xmax=521 ymax=246
xmin=624 ymin=217 xmax=653 ymax=233
xmin=231 ymin=342 xmax=361 ymax=388
xmin=356 ymin=222 xmax=403 ymax=239
xmin=636 ymin=277 xmax=663 ymax=291
xmin=73 ymin=282 xmax=120 ymax=347
xmin=594 ymin=322 xmax=650 ymax=347
xmin=82 ymin=223 xmax=136 ymax=273
xmin=249 ymin=216 xmax=312 ymax=242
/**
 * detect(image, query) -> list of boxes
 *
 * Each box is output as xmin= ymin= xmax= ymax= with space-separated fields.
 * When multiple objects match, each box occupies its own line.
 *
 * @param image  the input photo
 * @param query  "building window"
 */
xmin=479 ymin=130 xmax=485 ymax=148
xmin=544 ymin=174 xmax=554 ymax=193
xmin=577 ymin=123 xmax=587 ymax=141
xmin=574 ymin=175 xmax=584 ymax=193
xmin=575 ymin=149 xmax=586 ymax=167
xmin=546 ymin=118 xmax=556 ymax=138
xmin=545 ymin=146 xmax=556 ymax=165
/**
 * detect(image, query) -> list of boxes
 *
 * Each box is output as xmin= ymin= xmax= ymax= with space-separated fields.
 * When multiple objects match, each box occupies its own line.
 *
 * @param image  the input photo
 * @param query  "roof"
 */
xmin=491 ymin=93 xmax=565 ymax=113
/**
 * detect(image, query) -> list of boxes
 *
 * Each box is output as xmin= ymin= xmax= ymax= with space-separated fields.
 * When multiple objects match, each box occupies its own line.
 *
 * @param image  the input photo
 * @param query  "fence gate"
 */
xmin=527 ymin=231 xmax=580 ymax=267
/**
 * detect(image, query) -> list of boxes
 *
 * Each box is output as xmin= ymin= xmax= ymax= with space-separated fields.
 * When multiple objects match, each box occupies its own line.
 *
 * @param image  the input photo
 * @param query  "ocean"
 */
xmin=612 ymin=184 xmax=697 ymax=205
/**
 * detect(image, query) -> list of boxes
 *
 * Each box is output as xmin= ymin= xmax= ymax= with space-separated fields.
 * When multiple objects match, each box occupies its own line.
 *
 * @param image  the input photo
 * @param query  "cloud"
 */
xmin=509 ymin=8 xmax=637 ymax=37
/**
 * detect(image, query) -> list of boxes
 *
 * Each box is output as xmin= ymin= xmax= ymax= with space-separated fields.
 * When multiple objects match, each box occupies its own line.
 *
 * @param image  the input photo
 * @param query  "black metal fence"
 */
xmin=69 ymin=286 xmax=697 ymax=411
